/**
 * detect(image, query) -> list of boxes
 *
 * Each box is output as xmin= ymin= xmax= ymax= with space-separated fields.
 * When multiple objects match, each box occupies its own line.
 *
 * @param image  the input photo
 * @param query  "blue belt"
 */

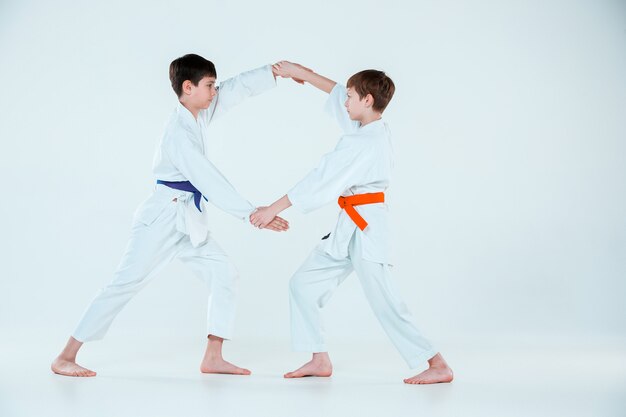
xmin=156 ymin=180 xmax=207 ymax=212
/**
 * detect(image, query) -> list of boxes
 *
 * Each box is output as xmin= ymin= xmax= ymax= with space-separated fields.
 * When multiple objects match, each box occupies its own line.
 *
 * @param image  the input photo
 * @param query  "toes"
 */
xmin=72 ymin=367 xmax=96 ymax=377
xmin=404 ymin=378 xmax=421 ymax=384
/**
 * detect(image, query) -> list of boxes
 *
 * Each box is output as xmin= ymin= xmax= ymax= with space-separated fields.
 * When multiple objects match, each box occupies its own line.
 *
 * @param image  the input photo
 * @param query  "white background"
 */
xmin=0 ymin=0 xmax=625 ymax=396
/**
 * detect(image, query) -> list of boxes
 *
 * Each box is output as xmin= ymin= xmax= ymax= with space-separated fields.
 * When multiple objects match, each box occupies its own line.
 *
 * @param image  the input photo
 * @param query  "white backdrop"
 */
xmin=0 ymin=0 xmax=624 ymax=353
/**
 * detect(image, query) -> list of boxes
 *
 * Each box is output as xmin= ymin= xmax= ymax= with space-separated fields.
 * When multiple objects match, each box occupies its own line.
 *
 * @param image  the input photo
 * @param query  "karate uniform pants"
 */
xmin=72 ymin=201 xmax=238 ymax=342
xmin=289 ymin=232 xmax=437 ymax=369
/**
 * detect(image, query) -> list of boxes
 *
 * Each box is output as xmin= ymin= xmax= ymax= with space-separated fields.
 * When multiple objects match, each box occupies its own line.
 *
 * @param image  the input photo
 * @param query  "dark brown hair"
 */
xmin=347 ymin=69 xmax=395 ymax=112
xmin=169 ymin=54 xmax=217 ymax=97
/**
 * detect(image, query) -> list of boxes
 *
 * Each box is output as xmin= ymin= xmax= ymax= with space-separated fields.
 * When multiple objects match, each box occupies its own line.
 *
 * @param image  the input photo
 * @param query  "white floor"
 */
xmin=2 ymin=334 xmax=625 ymax=417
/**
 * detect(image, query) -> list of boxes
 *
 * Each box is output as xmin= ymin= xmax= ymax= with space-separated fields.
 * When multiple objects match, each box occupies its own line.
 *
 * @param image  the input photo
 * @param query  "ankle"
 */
xmin=312 ymin=353 xmax=331 ymax=366
xmin=204 ymin=350 xmax=223 ymax=361
xmin=428 ymin=353 xmax=448 ymax=369
xmin=56 ymin=354 xmax=76 ymax=363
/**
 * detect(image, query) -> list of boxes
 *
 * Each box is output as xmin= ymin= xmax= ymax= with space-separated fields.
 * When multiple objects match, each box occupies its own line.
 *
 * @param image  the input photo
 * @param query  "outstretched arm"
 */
xmin=202 ymin=65 xmax=276 ymax=123
xmin=274 ymin=61 xmax=357 ymax=132
xmin=273 ymin=61 xmax=336 ymax=94
xmin=163 ymin=132 xmax=289 ymax=232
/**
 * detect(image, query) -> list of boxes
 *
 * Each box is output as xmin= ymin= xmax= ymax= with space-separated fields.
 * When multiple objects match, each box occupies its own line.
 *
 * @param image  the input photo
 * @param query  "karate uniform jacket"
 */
xmin=134 ymin=65 xmax=276 ymax=246
xmin=288 ymin=84 xmax=394 ymax=264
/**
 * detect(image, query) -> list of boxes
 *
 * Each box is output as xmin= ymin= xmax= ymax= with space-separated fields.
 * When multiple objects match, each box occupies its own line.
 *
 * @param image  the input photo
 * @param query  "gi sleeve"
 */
xmin=287 ymin=137 xmax=371 ymax=213
xmin=200 ymin=64 xmax=276 ymax=124
xmin=325 ymin=84 xmax=360 ymax=133
xmin=163 ymin=131 xmax=255 ymax=221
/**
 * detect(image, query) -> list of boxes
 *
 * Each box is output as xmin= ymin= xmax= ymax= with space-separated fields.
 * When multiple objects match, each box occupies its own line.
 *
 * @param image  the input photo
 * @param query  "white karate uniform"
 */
xmin=286 ymin=84 xmax=437 ymax=368
xmin=72 ymin=65 xmax=276 ymax=343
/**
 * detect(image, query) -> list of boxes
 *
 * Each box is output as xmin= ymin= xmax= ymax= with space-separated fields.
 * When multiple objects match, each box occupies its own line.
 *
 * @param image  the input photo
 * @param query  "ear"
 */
xmin=365 ymin=93 xmax=375 ymax=108
xmin=182 ymin=80 xmax=193 ymax=95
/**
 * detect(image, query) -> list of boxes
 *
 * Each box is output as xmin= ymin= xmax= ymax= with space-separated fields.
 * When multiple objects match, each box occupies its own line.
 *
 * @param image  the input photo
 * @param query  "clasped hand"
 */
xmin=251 ymin=207 xmax=289 ymax=231
xmin=271 ymin=61 xmax=313 ymax=84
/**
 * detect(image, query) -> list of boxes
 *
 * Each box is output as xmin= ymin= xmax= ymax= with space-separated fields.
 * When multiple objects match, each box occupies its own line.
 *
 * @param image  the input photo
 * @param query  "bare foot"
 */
xmin=284 ymin=353 xmax=332 ymax=378
xmin=200 ymin=357 xmax=251 ymax=375
xmin=200 ymin=335 xmax=251 ymax=375
xmin=404 ymin=353 xmax=453 ymax=384
xmin=51 ymin=357 xmax=96 ymax=377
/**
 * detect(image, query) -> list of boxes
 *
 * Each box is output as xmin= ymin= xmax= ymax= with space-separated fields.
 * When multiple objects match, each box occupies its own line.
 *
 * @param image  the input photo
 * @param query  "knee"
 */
xmin=224 ymin=260 xmax=239 ymax=283
xmin=107 ymin=261 xmax=154 ymax=291
xmin=289 ymin=274 xmax=305 ymax=298
xmin=103 ymin=276 xmax=145 ymax=295
xmin=212 ymin=259 xmax=239 ymax=289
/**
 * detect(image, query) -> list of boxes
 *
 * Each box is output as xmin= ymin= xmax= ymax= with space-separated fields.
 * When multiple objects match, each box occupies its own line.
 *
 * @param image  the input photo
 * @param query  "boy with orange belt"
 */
xmin=251 ymin=62 xmax=453 ymax=384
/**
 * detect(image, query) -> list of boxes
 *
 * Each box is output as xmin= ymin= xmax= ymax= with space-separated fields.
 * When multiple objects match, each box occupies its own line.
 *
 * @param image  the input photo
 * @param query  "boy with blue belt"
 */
xmin=52 ymin=54 xmax=289 ymax=377
xmin=252 ymin=62 xmax=453 ymax=384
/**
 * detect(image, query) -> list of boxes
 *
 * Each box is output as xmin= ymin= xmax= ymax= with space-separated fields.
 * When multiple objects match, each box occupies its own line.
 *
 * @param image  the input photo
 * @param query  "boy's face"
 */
xmin=187 ymin=76 xmax=218 ymax=109
xmin=345 ymin=87 xmax=369 ymax=121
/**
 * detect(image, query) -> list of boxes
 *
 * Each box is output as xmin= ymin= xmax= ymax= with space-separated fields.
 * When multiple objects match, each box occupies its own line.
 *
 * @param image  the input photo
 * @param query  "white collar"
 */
xmin=176 ymin=102 xmax=198 ymax=127
xmin=359 ymin=118 xmax=385 ymax=132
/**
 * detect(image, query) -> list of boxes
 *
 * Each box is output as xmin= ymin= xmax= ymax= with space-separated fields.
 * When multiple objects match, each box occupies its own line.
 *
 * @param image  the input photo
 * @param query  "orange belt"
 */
xmin=337 ymin=192 xmax=385 ymax=231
